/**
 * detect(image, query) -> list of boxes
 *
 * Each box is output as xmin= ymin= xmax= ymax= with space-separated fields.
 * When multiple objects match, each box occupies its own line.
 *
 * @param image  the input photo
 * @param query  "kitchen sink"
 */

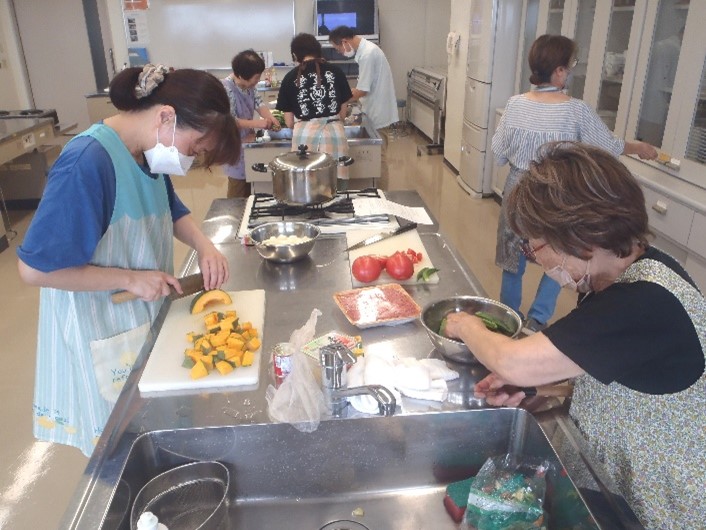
xmin=101 ymin=409 xmax=598 ymax=529
xmin=342 ymin=125 xmax=370 ymax=139
xmin=262 ymin=126 xmax=370 ymax=142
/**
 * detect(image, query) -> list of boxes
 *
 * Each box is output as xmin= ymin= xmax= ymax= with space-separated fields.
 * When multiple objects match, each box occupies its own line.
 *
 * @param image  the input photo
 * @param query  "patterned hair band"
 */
xmin=135 ymin=64 xmax=170 ymax=99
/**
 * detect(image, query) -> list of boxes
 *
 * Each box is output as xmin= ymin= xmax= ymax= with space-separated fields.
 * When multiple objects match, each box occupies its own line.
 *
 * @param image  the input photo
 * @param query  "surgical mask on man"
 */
xmin=545 ymin=255 xmax=592 ymax=293
xmin=143 ymin=117 xmax=195 ymax=176
xmin=341 ymin=42 xmax=356 ymax=58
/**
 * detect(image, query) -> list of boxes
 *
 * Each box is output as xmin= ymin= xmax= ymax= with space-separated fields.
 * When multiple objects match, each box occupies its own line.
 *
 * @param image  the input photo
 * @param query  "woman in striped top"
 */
xmin=492 ymin=34 xmax=657 ymax=332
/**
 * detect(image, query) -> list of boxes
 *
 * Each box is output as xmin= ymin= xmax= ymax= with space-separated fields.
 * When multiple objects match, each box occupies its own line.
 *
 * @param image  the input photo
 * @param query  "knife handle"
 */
xmin=111 ymin=290 xmax=138 ymax=304
xmin=520 ymin=384 xmax=574 ymax=397
xmin=397 ymin=222 xmax=418 ymax=235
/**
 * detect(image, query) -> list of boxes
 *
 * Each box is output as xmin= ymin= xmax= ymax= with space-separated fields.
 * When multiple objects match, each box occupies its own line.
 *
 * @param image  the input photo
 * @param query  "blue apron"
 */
xmin=33 ymin=124 xmax=173 ymax=456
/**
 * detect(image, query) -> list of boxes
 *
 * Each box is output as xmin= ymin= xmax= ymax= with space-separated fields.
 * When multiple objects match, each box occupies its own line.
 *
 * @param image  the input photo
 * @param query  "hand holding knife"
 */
xmin=111 ymin=272 xmax=205 ymax=304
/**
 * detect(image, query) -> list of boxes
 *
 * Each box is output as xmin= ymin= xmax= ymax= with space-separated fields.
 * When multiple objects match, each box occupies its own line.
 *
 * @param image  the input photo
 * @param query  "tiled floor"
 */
xmin=0 ymin=129 xmax=575 ymax=529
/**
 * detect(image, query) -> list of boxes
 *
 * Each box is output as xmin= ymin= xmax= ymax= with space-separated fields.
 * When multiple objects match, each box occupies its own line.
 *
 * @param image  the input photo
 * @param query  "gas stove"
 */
xmin=0 ymin=109 xmax=59 ymax=125
xmin=237 ymin=188 xmax=399 ymax=237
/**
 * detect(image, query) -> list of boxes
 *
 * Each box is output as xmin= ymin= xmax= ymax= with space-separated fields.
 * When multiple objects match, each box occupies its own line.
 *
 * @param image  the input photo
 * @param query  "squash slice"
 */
xmin=190 ymin=289 xmax=233 ymax=314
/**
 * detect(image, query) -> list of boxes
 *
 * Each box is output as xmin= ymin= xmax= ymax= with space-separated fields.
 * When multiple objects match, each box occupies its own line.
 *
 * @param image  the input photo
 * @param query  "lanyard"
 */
xmin=532 ymin=85 xmax=562 ymax=93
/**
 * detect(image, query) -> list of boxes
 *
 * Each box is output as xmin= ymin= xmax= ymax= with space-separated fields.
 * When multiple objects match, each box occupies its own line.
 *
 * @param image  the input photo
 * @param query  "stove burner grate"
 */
xmin=249 ymin=188 xmax=381 ymax=221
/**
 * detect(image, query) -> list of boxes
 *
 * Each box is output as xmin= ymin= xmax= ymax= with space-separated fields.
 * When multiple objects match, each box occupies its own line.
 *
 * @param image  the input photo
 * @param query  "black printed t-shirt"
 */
xmin=276 ymin=61 xmax=353 ymax=120
xmin=543 ymin=247 xmax=704 ymax=395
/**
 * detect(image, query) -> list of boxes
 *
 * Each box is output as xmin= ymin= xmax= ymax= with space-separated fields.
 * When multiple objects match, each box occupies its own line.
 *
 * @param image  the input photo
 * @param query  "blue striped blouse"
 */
xmin=492 ymin=95 xmax=625 ymax=170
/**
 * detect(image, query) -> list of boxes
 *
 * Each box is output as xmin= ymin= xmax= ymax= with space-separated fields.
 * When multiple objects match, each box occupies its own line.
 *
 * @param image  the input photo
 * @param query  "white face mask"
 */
xmin=342 ymin=42 xmax=356 ymax=59
xmin=143 ymin=117 xmax=195 ymax=176
xmin=563 ymin=69 xmax=574 ymax=90
xmin=545 ymin=256 xmax=592 ymax=293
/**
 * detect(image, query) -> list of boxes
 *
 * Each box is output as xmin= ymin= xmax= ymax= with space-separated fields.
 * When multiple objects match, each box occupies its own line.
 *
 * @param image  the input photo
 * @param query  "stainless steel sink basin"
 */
xmin=343 ymin=125 xmax=370 ymax=139
xmin=102 ymin=409 xmax=598 ymax=529
xmin=260 ymin=126 xmax=370 ymax=142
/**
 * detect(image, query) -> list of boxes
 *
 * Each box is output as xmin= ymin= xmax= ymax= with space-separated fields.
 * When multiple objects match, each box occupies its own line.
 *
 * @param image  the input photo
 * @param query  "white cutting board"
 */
xmin=139 ymin=290 xmax=265 ymax=393
xmin=347 ymin=229 xmax=439 ymax=287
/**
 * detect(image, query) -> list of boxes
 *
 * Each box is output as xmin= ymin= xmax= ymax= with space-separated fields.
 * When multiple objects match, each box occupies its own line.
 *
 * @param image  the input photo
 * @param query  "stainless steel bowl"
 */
xmin=420 ymin=296 xmax=522 ymax=364
xmin=249 ymin=221 xmax=320 ymax=263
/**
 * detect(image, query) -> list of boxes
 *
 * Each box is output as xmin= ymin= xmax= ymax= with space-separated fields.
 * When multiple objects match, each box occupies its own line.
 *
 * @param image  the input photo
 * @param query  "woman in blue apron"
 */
xmin=277 ymin=33 xmax=353 ymax=190
xmin=17 ymin=65 xmax=240 ymax=456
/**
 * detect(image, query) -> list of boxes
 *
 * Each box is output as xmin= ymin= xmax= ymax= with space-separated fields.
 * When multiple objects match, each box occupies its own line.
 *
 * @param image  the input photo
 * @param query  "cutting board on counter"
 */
xmin=139 ymin=290 xmax=266 ymax=393
xmin=346 ymin=229 xmax=439 ymax=287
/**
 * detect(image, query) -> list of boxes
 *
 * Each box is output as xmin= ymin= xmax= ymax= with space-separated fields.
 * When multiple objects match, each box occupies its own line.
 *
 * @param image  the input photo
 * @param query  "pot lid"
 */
xmin=269 ymin=144 xmax=337 ymax=172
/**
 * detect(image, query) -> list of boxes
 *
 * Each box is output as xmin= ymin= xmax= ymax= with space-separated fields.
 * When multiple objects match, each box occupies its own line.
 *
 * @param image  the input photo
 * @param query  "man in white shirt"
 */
xmin=330 ymin=26 xmax=398 ymax=187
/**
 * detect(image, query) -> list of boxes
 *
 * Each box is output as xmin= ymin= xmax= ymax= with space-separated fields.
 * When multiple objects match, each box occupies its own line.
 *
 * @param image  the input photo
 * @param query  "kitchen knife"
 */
xmin=110 ymin=272 xmax=205 ymax=304
xmin=345 ymin=222 xmax=418 ymax=252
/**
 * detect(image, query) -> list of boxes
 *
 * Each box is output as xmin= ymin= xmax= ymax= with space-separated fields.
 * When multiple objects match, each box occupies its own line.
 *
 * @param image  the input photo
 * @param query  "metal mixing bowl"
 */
xmin=249 ymin=221 xmax=320 ymax=263
xmin=420 ymin=296 xmax=522 ymax=364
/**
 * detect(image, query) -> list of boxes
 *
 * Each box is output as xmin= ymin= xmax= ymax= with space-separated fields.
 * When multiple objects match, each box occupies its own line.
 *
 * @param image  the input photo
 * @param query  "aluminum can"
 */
xmin=272 ymin=342 xmax=293 ymax=378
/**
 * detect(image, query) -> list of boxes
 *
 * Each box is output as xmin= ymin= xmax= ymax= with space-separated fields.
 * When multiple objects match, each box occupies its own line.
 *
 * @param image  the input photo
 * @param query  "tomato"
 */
xmin=385 ymin=251 xmax=415 ymax=280
xmin=352 ymin=255 xmax=383 ymax=283
xmin=371 ymin=254 xmax=388 ymax=269
xmin=405 ymin=248 xmax=423 ymax=264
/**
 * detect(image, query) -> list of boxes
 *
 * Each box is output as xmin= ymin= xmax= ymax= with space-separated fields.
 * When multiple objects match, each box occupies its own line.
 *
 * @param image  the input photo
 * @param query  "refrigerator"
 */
xmin=458 ymin=0 xmax=521 ymax=196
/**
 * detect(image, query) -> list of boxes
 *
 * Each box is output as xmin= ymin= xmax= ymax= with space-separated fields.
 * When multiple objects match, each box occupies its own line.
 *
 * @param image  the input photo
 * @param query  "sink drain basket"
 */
xmin=130 ymin=461 xmax=229 ymax=530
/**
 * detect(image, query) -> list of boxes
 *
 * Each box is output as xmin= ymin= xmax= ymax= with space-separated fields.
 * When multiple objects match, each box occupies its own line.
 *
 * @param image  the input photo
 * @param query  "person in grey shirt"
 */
xmin=329 ymin=26 xmax=398 ymax=187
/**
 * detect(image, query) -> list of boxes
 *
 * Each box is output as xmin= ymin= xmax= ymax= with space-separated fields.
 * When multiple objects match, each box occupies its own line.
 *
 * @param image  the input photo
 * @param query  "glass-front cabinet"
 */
xmin=625 ymin=0 xmax=705 ymax=188
xmin=529 ymin=0 xmax=706 ymax=190
xmin=593 ymin=0 xmax=639 ymax=132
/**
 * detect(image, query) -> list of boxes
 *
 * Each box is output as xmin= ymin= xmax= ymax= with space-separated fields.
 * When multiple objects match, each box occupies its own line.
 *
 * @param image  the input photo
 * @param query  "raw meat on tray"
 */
xmin=333 ymin=283 xmax=421 ymax=329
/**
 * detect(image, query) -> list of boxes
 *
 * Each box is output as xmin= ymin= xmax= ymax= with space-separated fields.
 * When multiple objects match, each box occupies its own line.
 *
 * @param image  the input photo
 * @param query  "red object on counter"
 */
xmin=272 ymin=342 xmax=293 ymax=378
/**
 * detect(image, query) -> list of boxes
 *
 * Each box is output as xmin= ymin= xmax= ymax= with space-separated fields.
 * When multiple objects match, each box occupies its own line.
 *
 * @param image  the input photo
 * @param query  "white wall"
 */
xmin=0 ymin=0 xmax=28 ymax=110
xmin=1 ymin=0 xmax=450 ymax=121
xmin=11 ymin=0 xmax=97 ymax=130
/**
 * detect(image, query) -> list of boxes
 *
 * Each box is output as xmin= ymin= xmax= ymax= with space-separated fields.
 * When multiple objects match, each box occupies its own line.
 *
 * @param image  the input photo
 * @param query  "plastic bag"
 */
xmin=265 ymin=309 xmax=327 ymax=433
xmin=462 ymin=454 xmax=549 ymax=530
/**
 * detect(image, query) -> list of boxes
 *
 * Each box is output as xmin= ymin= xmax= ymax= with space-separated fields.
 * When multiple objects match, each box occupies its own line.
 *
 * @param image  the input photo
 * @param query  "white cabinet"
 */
xmin=639 ymin=180 xmax=706 ymax=293
xmin=443 ymin=0 xmax=473 ymax=172
xmin=457 ymin=0 xmax=522 ymax=196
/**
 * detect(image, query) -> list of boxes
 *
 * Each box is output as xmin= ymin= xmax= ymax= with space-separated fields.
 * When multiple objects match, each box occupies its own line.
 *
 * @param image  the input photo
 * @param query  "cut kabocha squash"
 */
xmin=182 ymin=304 xmax=261 ymax=377
xmin=190 ymin=289 xmax=232 ymax=314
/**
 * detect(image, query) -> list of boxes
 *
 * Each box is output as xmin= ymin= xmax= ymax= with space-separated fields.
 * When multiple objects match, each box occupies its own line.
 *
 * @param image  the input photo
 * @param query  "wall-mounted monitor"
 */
xmin=315 ymin=0 xmax=378 ymax=41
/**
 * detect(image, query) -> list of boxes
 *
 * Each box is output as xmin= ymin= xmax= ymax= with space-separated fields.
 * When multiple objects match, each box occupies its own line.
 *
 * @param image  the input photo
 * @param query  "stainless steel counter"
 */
xmin=60 ymin=191 xmax=643 ymax=529
xmin=0 ymin=117 xmax=55 ymax=165
xmin=0 ymin=117 xmax=56 ymax=251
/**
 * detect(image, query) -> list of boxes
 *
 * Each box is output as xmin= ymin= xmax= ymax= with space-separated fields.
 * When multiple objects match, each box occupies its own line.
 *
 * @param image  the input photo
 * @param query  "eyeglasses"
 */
xmin=519 ymin=240 xmax=549 ymax=263
xmin=569 ymin=57 xmax=578 ymax=69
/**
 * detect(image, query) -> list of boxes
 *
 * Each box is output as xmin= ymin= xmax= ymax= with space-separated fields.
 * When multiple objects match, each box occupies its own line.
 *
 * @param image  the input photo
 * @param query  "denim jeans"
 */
xmin=500 ymin=252 xmax=561 ymax=324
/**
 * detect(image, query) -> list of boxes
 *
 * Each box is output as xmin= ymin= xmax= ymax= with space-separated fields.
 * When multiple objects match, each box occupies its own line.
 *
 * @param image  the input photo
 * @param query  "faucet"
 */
xmin=319 ymin=343 xmax=396 ymax=417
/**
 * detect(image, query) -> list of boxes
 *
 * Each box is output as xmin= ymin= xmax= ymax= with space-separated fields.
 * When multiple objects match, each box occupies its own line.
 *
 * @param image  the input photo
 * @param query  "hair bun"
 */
xmin=135 ymin=64 xmax=170 ymax=99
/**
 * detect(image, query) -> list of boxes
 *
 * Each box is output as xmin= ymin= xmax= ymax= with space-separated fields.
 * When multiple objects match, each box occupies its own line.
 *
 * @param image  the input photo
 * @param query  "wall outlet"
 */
xmin=22 ymin=133 xmax=36 ymax=149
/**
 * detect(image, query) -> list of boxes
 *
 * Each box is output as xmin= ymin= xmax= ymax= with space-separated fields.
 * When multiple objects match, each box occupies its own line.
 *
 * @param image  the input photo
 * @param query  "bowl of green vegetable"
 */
xmin=420 ymin=296 xmax=522 ymax=363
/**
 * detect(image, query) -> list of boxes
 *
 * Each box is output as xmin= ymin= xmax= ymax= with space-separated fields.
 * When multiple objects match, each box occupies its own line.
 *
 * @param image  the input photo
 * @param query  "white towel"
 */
xmin=347 ymin=352 xmax=459 ymax=414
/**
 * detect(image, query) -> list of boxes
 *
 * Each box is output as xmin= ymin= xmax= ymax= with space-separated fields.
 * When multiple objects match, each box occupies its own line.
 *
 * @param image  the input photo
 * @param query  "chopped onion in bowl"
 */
xmin=261 ymin=234 xmax=312 ymax=246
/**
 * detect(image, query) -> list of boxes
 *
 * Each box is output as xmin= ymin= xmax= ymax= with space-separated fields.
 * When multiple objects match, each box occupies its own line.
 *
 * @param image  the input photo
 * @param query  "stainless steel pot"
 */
xmin=252 ymin=144 xmax=354 ymax=205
